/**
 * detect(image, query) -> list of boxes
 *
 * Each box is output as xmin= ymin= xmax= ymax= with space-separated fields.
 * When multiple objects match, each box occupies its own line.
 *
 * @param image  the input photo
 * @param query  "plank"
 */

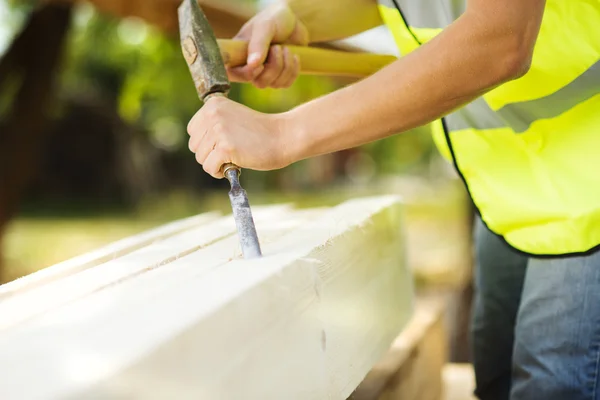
xmin=0 ymin=205 xmax=291 ymax=331
xmin=350 ymin=295 xmax=448 ymax=400
xmin=0 ymin=196 xmax=413 ymax=400
xmin=0 ymin=211 xmax=220 ymax=301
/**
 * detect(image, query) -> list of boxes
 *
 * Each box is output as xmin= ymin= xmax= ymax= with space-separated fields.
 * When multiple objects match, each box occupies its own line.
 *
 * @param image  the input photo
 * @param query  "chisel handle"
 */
xmin=217 ymin=39 xmax=397 ymax=78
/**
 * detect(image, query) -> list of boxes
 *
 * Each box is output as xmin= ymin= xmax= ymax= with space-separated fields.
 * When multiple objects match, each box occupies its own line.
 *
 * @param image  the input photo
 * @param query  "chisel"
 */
xmin=178 ymin=0 xmax=262 ymax=259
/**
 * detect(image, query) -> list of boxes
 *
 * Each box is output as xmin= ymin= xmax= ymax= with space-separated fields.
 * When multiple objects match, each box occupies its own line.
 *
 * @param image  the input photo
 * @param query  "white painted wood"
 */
xmin=0 ymin=205 xmax=291 ymax=331
xmin=0 ymin=211 xmax=220 ymax=301
xmin=0 ymin=196 xmax=413 ymax=400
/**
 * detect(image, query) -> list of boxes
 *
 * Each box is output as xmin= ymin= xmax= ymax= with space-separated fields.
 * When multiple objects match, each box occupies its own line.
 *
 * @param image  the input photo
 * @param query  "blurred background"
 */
xmin=0 ymin=0 xmax=472 ymax=327
xmin=0 ymin=0 xmax=479 ymax=382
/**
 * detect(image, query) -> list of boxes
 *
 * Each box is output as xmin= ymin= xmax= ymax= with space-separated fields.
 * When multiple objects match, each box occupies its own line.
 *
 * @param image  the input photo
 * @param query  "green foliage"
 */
xmin=0 ymin=0 xmax=29 ymax=55
xmin=61 ymin=4 xmax=201 ymax=151
xmin=41 ymin=1 xmax=436 ymax=193
xmin=59 ymin=4 xmax=345 ymax=155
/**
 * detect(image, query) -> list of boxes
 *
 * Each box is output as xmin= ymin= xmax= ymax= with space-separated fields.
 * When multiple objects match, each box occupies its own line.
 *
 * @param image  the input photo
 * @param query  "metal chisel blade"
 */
xmin=225 ymin=168 xmax=262 ymax=259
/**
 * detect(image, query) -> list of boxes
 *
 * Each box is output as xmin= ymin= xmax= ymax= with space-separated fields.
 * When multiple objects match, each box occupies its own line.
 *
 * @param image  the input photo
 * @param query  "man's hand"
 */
xmin=225 ymin=0 xmax=382 ymax=89
xmin=227 ymin=3 xmax=309 ymax=89
xmin=187 ymin=96 xmax=291 ymax=179
xmin=186 ymin=0 xmax=382 ymax=179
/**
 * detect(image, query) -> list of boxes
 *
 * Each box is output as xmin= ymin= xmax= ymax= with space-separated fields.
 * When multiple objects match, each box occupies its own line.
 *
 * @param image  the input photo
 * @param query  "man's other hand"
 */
xmin=227 ymin=3 xmax=309 ymax=89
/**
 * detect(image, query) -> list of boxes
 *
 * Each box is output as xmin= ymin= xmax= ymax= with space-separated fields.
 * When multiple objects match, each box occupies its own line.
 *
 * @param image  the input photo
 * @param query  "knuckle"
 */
xmin=205 ymin=104 xmax=218 ymax=118
xmin=213 ymin=121 xmax=224 ymax=134
xmin=256 ymin=69 xmax=278 ymax=87
xmin=273 ymin=47 xmax=282 ymax=61
xmin=274 ymin=55 xmax=285 ymax=70
xmin=187 ymin=118 xmax=199 ymax=135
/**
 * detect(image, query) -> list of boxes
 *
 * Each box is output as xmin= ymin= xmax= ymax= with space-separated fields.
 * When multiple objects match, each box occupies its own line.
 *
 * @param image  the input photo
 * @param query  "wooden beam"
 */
xmin=0 ymin=211 xmax=220 ymax=301
xmin=0 ymin=205 xmax=291 ymax=330
xmin=0 ymin=196 xmax=413 ymax=399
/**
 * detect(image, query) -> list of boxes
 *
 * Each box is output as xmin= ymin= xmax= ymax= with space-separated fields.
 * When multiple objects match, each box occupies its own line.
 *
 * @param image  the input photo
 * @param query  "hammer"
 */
xmin=178 ymin=0 xmax=397 ymax=259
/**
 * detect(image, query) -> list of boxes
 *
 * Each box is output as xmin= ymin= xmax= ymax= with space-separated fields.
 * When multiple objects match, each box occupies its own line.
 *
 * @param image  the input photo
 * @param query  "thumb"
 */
xmin=286 ymin=19 xmax=310 ymax=46
xmin=246 ymin=22 xmax=275 ymax=68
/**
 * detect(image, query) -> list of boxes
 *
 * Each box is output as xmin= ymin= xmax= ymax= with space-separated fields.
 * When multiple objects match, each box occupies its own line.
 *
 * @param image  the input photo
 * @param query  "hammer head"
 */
xmin=178 ymin=0 xmax=230 ymax=100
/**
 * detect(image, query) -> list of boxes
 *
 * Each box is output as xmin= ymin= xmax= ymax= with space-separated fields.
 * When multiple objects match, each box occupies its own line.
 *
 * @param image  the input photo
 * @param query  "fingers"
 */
xmin=187 ymin=103 xmax=230 ymax=179
xmin=188 ymin=124 xmax=215 ymax=172
xmin=246 ymin=21 xmax=275 ymax=68
xmin=227 ymin=64 xmax=264 ymax=83
xmin=227 ymin=20 xmax=271 ymax=83
xmin=203 ymin=150 xmax=226 ymax=179
xmin=190 ymin=134 xmax=214 ymax=168
xmin=271 ymin=47 xmax=300 ymax=88
xmin=252 ymin=45 xmax=285 ymax=88
xmin=191 ymin=134 xmax=226 ymax=180
xmin=227 ymin=3 xmax=307 ymax=87
xmin=187 ymin=107 xmax=216 ymax=174
xmin=229 ymin=45 xmax=298 ymax=88
xmin=227 ymin=18 xmax=272 ymax=82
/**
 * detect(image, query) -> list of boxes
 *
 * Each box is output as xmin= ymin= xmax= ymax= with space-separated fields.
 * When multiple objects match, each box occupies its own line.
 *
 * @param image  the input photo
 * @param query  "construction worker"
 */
xmin=187 ymin=1 xmax=600 ymax=398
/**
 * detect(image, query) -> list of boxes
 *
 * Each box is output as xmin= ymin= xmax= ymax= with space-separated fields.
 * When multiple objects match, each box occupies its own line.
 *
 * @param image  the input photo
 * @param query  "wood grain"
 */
xmin=0 ymin=205 xmax=291 ymax=331
xmin=0 ymin=211 xmax=220 ymax=302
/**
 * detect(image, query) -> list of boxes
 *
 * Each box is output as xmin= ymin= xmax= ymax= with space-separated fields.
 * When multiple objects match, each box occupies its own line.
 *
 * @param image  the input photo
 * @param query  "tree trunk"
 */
xmin=0 ymin=3 xmax=72 ymax=284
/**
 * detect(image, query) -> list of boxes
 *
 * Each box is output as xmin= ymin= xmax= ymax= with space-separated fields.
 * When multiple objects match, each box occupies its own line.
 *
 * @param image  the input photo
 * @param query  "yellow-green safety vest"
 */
xmin=377 ymin=0 xmax=600 ymax=257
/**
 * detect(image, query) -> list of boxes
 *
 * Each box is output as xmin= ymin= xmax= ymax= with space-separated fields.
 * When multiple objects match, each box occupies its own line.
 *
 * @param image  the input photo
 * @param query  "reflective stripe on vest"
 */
xmin=378 ymin=0 xmax=600 ymax=256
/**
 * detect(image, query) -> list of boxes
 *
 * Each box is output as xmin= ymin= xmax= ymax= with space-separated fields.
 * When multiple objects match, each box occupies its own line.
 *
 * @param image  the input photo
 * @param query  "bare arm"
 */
xmin=283 ymin=0 xmax=546 ymax=162
xmin=187 ymin=0 xmax=546 ymax=179
xmin=286 ymin=0 xmax=382 ymax=43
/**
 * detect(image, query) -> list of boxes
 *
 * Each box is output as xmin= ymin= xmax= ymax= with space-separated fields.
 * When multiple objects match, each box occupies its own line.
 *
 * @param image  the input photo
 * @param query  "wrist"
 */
xmin=275 ymin=108 xmax=309 ymax=166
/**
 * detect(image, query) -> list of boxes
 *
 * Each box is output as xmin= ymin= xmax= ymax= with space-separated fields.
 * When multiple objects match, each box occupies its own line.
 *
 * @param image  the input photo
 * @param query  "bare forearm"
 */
xmin=283 ymin=2 xmax=544 ymax=162
xmin=286 ymin=0 xmax=382 ymax=42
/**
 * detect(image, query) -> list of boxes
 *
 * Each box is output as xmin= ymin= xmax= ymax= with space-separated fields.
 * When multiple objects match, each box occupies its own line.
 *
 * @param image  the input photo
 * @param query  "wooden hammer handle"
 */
xmin=217 ymin=39 xmax=397 ymax=78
